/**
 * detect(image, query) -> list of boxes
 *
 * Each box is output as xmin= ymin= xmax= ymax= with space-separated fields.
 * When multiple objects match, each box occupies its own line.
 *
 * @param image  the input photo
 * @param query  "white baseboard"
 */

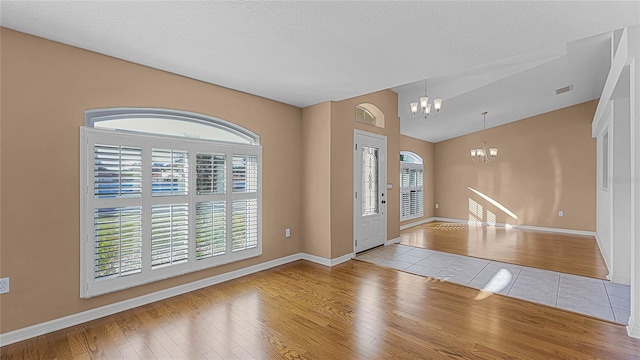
xmin=301 ymin=252 xmax=353 ymax=267
xmin=0 ymin=251 xmax=354 ymax=347
xmin=400 ymin=217 xmax=436 ymax=230
xmin=594 ymin=233 xmax=612 ymax=276
xmin=432 ymin=217 xmax=596 ymax=237
xmin=628 ymin=316 xmax=640 ymax=339
xmin=385 ymin=237 xmax=401 ymax=246
xmin=300 ymin=253 xmax=333 ymax=266
xmin=511 ymin=224 xmax=596 ymax=237
xmin=330 ymin=253 xmax=354 ymax=266
xmin=433 ymin=217 xmax=475 ymax=225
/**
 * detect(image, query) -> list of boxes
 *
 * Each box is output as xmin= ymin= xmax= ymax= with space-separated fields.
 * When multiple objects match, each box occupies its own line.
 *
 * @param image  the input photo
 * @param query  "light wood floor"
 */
xmin=401 ymin=221 xmax=609 ymax=279
xmin=2 ymin=260 xmax=639 ymax=359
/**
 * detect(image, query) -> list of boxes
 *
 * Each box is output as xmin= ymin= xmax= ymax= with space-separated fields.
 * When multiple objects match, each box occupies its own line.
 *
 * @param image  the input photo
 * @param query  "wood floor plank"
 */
xmin=117 ymin=343 xmax=141 ymax=360
xmin=400 ymin=221 xmax=609 ymax=279
xmin=2 ymin=260 xmax=639 ymax=359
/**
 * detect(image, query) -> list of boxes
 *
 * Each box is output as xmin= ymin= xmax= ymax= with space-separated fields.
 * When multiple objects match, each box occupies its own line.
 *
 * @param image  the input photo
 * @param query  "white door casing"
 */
xmin=354 ymin=130 xmax=387 ymax=253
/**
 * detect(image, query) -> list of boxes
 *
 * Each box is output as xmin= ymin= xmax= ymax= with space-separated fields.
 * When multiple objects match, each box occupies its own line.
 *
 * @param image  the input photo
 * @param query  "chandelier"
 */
xmin=410 ymin=79 xmax=442 ymax=119
xmin=470 ymin=112 xmax=498 ymax=162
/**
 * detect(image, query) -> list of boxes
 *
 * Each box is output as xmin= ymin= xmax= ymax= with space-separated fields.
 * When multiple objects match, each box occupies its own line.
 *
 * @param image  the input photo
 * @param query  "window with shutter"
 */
xmin=196 ymin=153 xmax=225 ymax=194
xmin=93 ymin=207 xmax=142 ymax=279
xmin=81 ymin=108 xmax=261 ymax=298
xmin=94 ymin=145 xmax=142 ymax=198
xmin=151 ymin=204 xmax=189 ymax=268
xmin=400 ymin=151 xmax=424 ymax=221
xmin=195 ymin=201 xmax=226 ymax=259
xmin=232 ymin=199 xmax=258 ymax=251
xmin=151 ymin=149 xmax=189 ymax=196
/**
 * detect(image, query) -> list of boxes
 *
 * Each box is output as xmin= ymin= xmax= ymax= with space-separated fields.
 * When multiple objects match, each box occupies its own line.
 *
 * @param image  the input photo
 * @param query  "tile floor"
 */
xmin=356 ymin=244 xmax=631 ymax=324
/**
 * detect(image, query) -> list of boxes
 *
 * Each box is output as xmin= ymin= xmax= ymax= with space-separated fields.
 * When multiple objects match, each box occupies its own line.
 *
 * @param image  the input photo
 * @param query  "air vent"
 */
xmin=555 ymin=85 xmax=573 ymax=95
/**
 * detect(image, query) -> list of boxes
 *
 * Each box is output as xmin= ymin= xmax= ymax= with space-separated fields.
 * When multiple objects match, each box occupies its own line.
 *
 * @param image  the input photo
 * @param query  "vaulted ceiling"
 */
xmin=2 ymin=1 xmax=639 ymax=142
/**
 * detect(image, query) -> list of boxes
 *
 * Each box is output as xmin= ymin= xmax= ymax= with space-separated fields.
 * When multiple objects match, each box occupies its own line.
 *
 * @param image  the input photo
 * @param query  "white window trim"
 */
xmin=86 ymin=107 xmax=260 ymax=145
xmin=355 ymin=103 xmax=385 ymax=128
xmin=400 ymin=154 xmax=424 ymax=221
xmin=81 ymin=121 xmax=262 ymax=298
xmin=601 ymin=129 xmax=610 ymax=191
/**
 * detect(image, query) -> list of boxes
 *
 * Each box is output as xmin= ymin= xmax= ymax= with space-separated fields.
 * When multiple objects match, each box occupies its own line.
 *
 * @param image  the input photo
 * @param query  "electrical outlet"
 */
xmin=558 ymin=210 xmax=564 ymax=217
xmin=0 ymin=277 xmax=9 ymax=294
xmin=285 ymin=228 xmax=291 ymax=238
xmin=435 ymin=203 xmax=439 ymax=209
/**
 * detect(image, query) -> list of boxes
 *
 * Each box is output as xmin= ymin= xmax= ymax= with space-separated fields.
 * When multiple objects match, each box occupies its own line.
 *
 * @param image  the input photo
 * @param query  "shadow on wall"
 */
xmin=467 ymin=187 xmax=518 ymax=225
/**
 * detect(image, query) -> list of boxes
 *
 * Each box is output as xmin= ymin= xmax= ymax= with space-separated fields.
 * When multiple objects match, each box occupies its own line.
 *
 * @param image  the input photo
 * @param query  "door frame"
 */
xmin=353 ymin=129 xmax=387 ymax=254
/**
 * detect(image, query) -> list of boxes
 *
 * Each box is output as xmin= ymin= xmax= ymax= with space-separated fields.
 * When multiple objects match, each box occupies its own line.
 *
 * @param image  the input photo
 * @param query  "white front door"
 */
xmin=354 ymin=130 xmax=387 ymax=253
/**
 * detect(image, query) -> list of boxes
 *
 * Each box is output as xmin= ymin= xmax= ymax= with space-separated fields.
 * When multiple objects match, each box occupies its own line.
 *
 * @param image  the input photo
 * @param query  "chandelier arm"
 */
xmin=410 ymin=78 xmax=441 ymax=119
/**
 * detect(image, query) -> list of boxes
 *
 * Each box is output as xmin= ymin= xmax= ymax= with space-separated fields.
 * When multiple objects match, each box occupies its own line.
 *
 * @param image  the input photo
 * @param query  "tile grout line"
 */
xmin=506 ymin=265 xmax=525 ymax=296
xmin=359 ymin=245 xmax=627 ymax=324
xmin=467 ymin=260 xmax=492 ymax=285
xmin=602 ymin=281 xmax=618 ymax=323
xmin=393 ymin=245 xmax=425 ymax=266
xmin=603 ymin=282 xmax=632 ymax=311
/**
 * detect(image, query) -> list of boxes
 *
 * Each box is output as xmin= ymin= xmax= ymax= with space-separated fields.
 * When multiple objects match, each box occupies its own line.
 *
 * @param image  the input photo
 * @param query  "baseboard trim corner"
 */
xmin=330 ymin=253 xmax=354 ymax=266
xmin=385 ymin=237 xmax=401 ymax=246
xmin=628 ymin=316 xmax=640 ymax=339
xmin=301 ymin=252 xmax=354 ymax=267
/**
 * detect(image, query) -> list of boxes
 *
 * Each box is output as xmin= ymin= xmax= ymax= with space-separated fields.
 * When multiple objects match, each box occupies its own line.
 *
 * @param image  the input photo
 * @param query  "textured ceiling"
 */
xmin=1 ymin=1 xmax=639 ymax=142
xmin=395 ymin=30 xmax=614 ymax=142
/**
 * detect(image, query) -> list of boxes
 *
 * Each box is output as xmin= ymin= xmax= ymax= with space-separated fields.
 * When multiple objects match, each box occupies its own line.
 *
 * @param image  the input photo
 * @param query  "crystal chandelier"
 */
xmin=470 ymin=112 xmax=498 ymax=162
xmin=410 ymin=79 xmax=442 ymax=119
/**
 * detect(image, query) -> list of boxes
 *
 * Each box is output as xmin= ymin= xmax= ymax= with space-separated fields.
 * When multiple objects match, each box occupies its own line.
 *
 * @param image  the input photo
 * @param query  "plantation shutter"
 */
xmin=152 ymin=149 xmax=189 ymax=196
xmin=400 ymin=160 xmax=424 ymax=221
xmin=151 ymin=204 xmax=189 ymax=268
xmin=232 ymin=199 xmax=258 ymax=251
xmin=401 ymin=192 xmax=410 ymax=218
xmin=94 ymin=144 xmax=142 ymax=198
xmin=195 ymin=201 xmax=226 ymax=259
xmin=93 ymin=207 xmax=142 ymax=279
xmin=196 ymin=153 xmax=226 ymax=194
xmin=93 ymin=143 xmax=144 ymax=281
xmin=231 ymin=155 xmax=258 ymax=252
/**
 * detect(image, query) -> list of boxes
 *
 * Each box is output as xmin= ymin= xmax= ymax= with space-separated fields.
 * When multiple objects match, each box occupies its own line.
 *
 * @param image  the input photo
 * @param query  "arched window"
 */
xmin=87 ymin=108 xmax=259 ymax=144
xmin=400 ymin=151 xmax=423 ymax=221
xmin=355 ymin=103 xmax=385 ymax=128
xmin=81 ymin=108 xmax=261 ymax=298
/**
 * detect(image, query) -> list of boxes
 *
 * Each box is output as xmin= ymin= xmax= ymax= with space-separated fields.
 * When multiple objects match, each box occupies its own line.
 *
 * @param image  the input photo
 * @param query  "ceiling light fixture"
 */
xmin=410 ymin=79 xmax=442 ymax=119
xmin=470 ymin=112 xmax=498 ymax=162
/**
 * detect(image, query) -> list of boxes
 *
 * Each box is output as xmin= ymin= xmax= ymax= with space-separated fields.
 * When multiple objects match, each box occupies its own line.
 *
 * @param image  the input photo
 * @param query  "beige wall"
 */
xmin=330 ymin=90 xmax=401 ymax=258
xmin=301 ymin=91 xmax=401 ymax=260
xmin=301 ymin=103 xmax=332 ymax=258
xmin=399 ymin=135 xmax=436 ymax=225
xmin=434 ymin=100 xmax=597 ymax=231
xmin=0 ymin=28 xmax=303 ymax=333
